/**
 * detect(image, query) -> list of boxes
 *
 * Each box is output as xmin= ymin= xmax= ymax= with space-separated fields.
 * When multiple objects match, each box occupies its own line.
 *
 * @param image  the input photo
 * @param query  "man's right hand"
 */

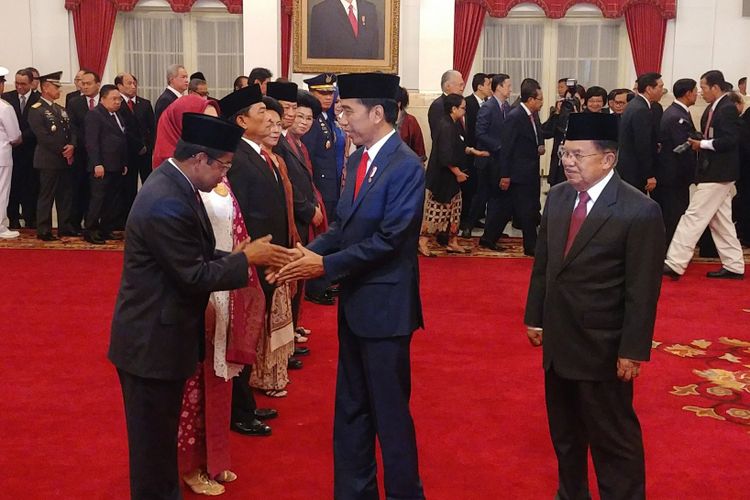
xmin=242 ymin=234 xmax=298 ymax=268
xmin=312 ymin=206 xmax=324 ymax=227
xmin=62 ymin=144 xmax=74 ymax=159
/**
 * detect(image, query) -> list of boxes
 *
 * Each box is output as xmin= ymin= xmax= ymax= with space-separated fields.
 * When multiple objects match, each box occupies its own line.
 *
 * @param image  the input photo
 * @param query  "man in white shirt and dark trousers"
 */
xmin=0 ymin=67 xmax=22 ymax=238
xmin=664 ymin=70 xmax=745 ymax=280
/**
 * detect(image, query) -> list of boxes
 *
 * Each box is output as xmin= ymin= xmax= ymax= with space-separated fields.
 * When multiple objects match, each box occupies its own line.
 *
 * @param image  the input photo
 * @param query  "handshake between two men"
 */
xmin=233 ymin=236 xmax=325 ymax=285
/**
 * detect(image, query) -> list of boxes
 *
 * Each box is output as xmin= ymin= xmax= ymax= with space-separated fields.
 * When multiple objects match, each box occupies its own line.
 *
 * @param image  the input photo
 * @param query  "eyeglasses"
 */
xmin=195 ymin=153 xmax=232 ymax=171
xmin=557 ymin=147 xmax=612 ymax=162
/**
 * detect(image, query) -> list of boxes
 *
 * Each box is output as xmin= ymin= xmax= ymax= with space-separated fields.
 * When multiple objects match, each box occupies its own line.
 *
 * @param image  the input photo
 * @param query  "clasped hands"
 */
xmin=232 ymin=237 xmax=324 ymax=284
xmin=525 ymin=326 xmax=643 ymax=381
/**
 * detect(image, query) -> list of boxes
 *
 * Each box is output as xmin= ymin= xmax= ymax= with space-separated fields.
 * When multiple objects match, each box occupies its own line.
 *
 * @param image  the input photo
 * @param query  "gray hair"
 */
xmin=188 ymin=78 xmax=206 ymax=93
xmin=440 ymin=70 xmax=461 ymax=92
xmin=166 ymin=64 xmax=185 ymax=85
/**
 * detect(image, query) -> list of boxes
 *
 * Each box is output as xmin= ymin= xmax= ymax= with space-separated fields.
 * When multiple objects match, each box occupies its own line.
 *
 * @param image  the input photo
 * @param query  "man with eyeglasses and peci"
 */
xmin=525 ymin=112 xmax=664 ymax=500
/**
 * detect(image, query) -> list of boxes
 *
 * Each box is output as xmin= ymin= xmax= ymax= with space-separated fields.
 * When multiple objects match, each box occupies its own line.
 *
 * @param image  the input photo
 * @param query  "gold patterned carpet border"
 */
xmin=0 ymin=229 xmax=124 ymax=251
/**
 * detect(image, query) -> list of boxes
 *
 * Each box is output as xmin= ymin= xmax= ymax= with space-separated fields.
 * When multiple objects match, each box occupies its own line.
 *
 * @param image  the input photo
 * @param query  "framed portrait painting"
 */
xmin=293 ymin=0 xmax=400 ymax=74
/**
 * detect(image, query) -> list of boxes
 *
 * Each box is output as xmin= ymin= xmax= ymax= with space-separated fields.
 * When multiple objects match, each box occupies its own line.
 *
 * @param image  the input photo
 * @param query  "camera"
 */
xmin=673 ymin=130 xmax=703 ymax=154
xmin=560 ymin=78 xmax=581 ymax=114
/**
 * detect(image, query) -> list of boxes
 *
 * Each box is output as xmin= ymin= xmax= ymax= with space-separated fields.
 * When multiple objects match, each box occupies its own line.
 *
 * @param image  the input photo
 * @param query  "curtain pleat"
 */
xmin=70 ymin=0 xmax=118 ymax=78
xmin=624 ymin=2 xmax=667 ymax=74
xmin=453 ymin=2 xmax=486 ymax=79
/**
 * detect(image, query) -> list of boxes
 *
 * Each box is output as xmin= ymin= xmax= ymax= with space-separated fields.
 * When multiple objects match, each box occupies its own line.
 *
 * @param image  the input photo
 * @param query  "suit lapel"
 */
xmin=549 ymin=185 xmax=576 ymax=273
xmin=558 ymin=175 xmax=619 ymax=272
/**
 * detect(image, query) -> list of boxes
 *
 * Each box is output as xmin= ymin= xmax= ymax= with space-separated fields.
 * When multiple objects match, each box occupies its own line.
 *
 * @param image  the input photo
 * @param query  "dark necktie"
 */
xmin=564 ymin=191 xmax=590 ymax=257
xmin=20 ymin=94 xmax=26 ymax=113
xmin=127 ymin=99 xmax=134 ymax=112
xmin=703 ymin=106 xmax=715 ymax=138
xmin=501 ymin=100 xmax=510 ymax=118
xmin=348 ymin=4 xmax=359 ymax=37
xmin=353 ymin=151 xmax=369 ymax=200
xmin=88 ymin=97 xmax=95 ymax=110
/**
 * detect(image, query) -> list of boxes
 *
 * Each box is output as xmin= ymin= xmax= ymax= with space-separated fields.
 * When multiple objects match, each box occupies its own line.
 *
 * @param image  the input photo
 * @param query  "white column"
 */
xmin=415 ymin=0 xmax=454 ymax=93
xmin=242 ymin=0 xmax=280 ymax=77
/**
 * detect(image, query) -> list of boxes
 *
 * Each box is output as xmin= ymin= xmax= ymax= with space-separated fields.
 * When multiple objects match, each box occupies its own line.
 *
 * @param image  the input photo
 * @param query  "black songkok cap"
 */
xmin=267 ymin=81 xmax=298 ymax=102
xmin=303 ymin=73 xmax=337 ymax=91
xmin=39 ymin=71 xmax=63 ymax=87
xmin=181 ymin=113 xmax=244 ymax=153
xmin=218 ymin=84 xmax=263 ymax=119
xmin=190 ymin=72 xmax=206 ymax=82
xmin=565 ymin=112 xmax=619 ymax=143
xmin=337 ymin=73 xmax=400 ymax=100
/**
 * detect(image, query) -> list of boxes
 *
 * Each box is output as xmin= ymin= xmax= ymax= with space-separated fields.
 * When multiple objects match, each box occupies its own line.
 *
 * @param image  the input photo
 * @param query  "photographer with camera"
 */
xmin=541 ymin=78 xmax=581 ymax=186
xmin=652 ymin=79 xmax=699 ymax=250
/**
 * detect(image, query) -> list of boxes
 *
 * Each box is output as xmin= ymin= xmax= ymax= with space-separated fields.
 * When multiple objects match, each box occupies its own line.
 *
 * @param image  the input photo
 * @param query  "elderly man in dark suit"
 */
xmin=154 ymin=64 xmax=188 ymax=126
xmin=83 ymin=84 xmax=128 ymax=245
xmin=617 ymin=72 xmax=664 ymax=193
xmin=108 ymin=113 xmax=294 ymax=500
xmin=308 ymin=0 xmax=379 ymax=59
xmin=474 ymin=73 xmax=512 ymax=250
xmin=272 ymin=73 xmax=426 ymax=500
xmin=525 ymin=112 xmax=664 ymax=500
xmin=427 ymin=69 xmax=464 ymax=139
xmin=652 ymin=78 xmax=698 ymax=250
xmin=64 ymin=69 xmax=85 ymax=107
xmin=2 ymin=68 xmax=40 ymax=229
xmin=493 ymin=78 xmax=545 ymax=256
xmin=664 ymin=70 xmax=745 ymax=280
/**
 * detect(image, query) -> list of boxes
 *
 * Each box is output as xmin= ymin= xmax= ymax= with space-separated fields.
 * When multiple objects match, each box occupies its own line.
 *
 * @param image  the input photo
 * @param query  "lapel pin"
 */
xmin=368 ymin=165 xmax=377 ymax=182
xmin=362 ymin=15 xmax=366 ymax=26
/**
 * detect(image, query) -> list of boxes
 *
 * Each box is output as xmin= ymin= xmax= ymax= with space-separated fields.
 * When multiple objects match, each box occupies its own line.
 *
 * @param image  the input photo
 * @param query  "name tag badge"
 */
xmin=325 ymin=140 xmax=331 ymax=150
xmin=368 ymin=166 xmax=377 ymax=182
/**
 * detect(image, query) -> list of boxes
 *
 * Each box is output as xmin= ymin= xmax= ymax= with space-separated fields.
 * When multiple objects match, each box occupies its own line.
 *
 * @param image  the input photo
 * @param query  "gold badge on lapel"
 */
xmin=362 ymin=15 xmax=366 ymax=26
xmin=325 ymin=140 xmax=331 ymax=150
xmin=368 ymin=166 xmax=377 ymax=183
xmin=213 ymin=182 xmax=229 ymax=197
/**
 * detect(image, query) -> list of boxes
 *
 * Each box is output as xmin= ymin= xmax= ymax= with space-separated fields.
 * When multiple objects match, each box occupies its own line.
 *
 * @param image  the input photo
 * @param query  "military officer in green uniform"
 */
xmin=27 ymin=71 xmax=76 ymax=241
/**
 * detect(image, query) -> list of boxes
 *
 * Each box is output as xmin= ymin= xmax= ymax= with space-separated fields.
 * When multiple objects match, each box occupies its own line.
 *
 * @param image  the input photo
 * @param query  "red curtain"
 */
xmin=453 ymin=2 xmax=486 ymax=80
xmin=281 ymin=0 xmax=293 ymax=79
xmin=69 ymin=0 xmax=118 ymax=78
xmin=624 ymin=2 xmax=667 ymax=74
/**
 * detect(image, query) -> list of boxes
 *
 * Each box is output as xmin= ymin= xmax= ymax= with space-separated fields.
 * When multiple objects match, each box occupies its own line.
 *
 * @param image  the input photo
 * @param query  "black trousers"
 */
xmin=459 ymin=158 xmax=478 ymax=228
xmin=482 ymin=182 xmax=539 ymax=253
xmin=85 ymin=172 xmax=123 ymax=234
xmin=651 ymin=183 xmax=690 ymax=253
xmin=70 ymin=158 xmax=90 ymax=229
xmin=117 ymin=369 xmax=186 ymax=500
xmin=333 ymin=318 xmax=424 ymax=500
xmin=545 ymin=368 xmax=645 ymax=500
xmin=462 ymin=165 xmax=489 ymax=230
xmin=36 ymin=169 xmax=73 ymax=235
xmin=8 ymin=152 xmax=38 ymax=225
xmin=115 ymin=153 xmax=151 ymax=229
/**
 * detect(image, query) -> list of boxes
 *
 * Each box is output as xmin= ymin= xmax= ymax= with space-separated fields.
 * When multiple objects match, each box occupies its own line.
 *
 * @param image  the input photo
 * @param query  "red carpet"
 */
xmin=0 ymin=249 xmax=748 ymax=499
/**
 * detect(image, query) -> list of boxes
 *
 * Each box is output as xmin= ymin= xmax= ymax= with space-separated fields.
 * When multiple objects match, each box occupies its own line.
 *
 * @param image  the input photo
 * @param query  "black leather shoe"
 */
xmin=436 ymin=232 xmax=449 ymax=246
xmin=9 ymin=219 xmax=21 ymax=230
xmin=478 ymin=239 xmax=503 ymax=252
xmin=37 ymin=233 xmax=58 ymax=241
xmin=524 ymin=249 xmax=535 ymax=257
xmin=253 ymin=408 xmax=278 ymax=420
xmin=288 ymin=357 xmax=303 ymax=370
xmin=459 ymin=228 xmax=472 ymax=238
xmin=305 ymin=292 xmax=335 ymax=306
xmin=326 ymin=284 xmax=341 ymax=296
xmin=83 ymin=232 xmax=106 ymax=245
xmin=230 ymin=419 xmax=272 ymax=436
xmin=58 ymin=229 xmax=81 ymax=237
xmin=663 ymin=265 xmax=681 ymax=281
xmin=706 ymin=268 xmax=744 ymax=280
xmin=294 ymin=346 xmax=310 ymax=356
xmin=101 ymin=232 xmax=124 ymax=241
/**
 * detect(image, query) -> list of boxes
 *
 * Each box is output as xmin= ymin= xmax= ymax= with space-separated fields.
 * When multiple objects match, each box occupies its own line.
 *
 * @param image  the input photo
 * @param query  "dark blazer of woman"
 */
xmin=425 ymin=115 xmax=465 ymax=203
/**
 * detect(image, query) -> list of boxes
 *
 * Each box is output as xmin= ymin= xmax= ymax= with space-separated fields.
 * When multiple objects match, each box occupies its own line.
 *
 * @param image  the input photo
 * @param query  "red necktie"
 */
xmin=353 ymin=151 xmax=369 ymax=199
xmin=88 ymin=98 xmax=95 ymax=110
xmin=127 ymin=99 xmax=134 ymax=112
xmin=703 ymin=107 xmax=715 ymax=138
xmin=260 ymin=150 xmax=279 ymax=180
xmin=348 ymin=4 xmax=359 ymax=38
xmin=564 ymin=191 xmax=590 ymax=256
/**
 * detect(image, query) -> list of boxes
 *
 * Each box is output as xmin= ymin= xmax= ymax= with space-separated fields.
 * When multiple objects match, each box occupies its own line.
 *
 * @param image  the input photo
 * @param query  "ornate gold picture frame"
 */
xmin=293 ymin=0 xmax=400 ymax=74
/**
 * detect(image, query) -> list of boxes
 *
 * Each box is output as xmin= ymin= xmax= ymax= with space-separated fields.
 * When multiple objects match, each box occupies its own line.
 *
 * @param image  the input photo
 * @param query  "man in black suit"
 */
xmin=248 ymin=67 xmax=272 ymax=95
xmin=83 ymin=85 xmax=128 ymax=245
xmin=109 ymin=112 xmax=294 ymax=500
xmin=474 ymin=73 xmax=512 ymax=250
xmin=65 ymin=69 xmax=85 ymax=107
xmin=67 ymin=69 xmax=101 ymax=232
xmin=309 ymin=0 xmax=380 ymax=59
xmin=652 ymin=78 xmax=698 ymax=250
xmin=222 ymin=85 xmax=289 ymax=435
xmin=427 ymin=70 xmax=464 ymax=139
xmin=459 ymin=72 xmax=491 ymax=236
xmin=617 ymin=72 xmax=664 ymax=193
xmin=153 ymin=64 xmax=188 ymax=126
xmin=2 ymin=68 xmax=40 ymax=229
xmin=607 ymin=88 xmax=629 ymax=116
xmin=493 ymin=78 xmax=545 ymax=256
xmin=116 ymin=72 xmax=155 ymax=227
xmin=525 ymin=112 xmax=664 ymax=500
xmin=664 ymin=70 xmax=745 ymax=280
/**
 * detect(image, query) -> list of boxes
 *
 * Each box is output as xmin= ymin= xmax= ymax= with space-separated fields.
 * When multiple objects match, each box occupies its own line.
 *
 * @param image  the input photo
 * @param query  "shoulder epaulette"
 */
xmin=31 ymin=102 xmax=42 ymax=109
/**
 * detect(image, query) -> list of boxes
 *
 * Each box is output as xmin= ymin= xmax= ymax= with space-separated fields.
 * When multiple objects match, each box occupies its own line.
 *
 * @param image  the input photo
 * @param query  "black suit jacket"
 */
xmin=525 ymin=174 xmax=664 ymax=380
xmin=475 ymin=96 xmax=509 ymax=181
xmin=154 ymin=89 xmax=179 ymax=126
xmin=427 ymin=94 xmax=445 ymax=140
xmin=65 ymin=90 xmax=82 ymax=108
xmin=695 ymin=94 xmax=741 ymax=183
xmin=657 ymin=102 xmax=696 ymax=187
xmin=1 ymin=90 xmax=40 ymax=158
xmin=108 ymin=161 xmax=248 ymax=380
xmin=275 ymin=134 xmax=317 ymax=241
xmin=67 ymin=94 xmax=93 ymax=166
xmin=498 ymin=105 xmax=542 ymax=186
xmin=617 ymin=95 xmax=656 ymax=189
xmin=308 ymin=0 xmax=379 ymax=59
xmin=227 ymin=139 xmax=290 ymax=295
xmin=85 ymin=104 xmax=128 ymax=173
xmin=464 ymin=93 xmax=482 ymax=148
xmin=119 ymin=95 xmax=156 ymax=158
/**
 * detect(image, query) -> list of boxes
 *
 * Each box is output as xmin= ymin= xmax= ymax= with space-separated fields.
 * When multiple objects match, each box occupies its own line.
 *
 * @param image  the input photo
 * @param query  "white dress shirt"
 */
xmin=361 ymin=129 xmax=396 ymax=178
xmin=699 ymin=93 xmax=728 ymax=152
xmin=340 ymin=0 xmax=358 ymax=18
xmin=167 ymin=85 xmax=184 ymax=99
xmin=573 ymin=169 xmax=614 ymax=215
